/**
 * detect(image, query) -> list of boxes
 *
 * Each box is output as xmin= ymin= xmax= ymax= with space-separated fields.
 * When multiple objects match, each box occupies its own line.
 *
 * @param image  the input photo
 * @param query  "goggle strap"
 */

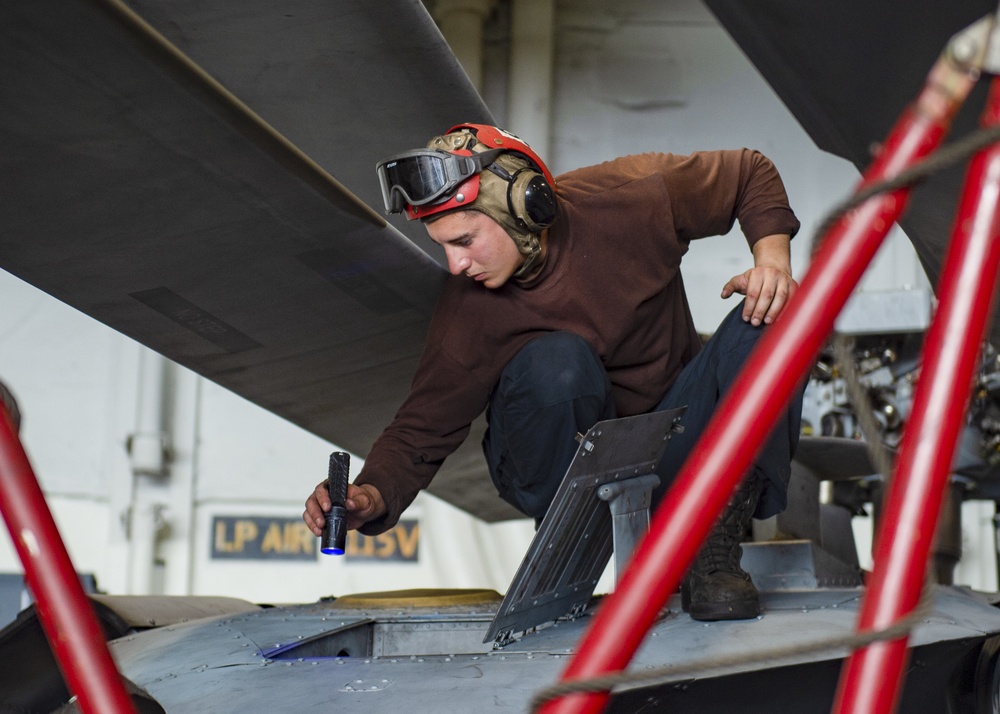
xmin=485 ymin=161 xmax=514 ymax=182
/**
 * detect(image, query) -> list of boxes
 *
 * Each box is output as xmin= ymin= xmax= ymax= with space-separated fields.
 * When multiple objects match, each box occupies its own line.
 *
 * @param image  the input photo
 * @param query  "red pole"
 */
xmin=0 ymin=406 xmax=137 ymax=713
xmin=539 ymin=55 xmax=975 ymax=714
xmin=832 ymin=75 xmax=1000 ymax=714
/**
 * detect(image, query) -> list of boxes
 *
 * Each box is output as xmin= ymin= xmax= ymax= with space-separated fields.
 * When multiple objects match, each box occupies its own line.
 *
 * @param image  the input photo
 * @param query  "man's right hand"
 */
xmin=304 ymin=481 xmax=387 ymax=536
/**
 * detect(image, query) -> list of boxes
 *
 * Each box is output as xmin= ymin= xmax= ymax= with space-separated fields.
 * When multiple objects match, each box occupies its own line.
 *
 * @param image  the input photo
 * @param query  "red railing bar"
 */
xmin=0 ymin=406 xmax=137 ymax=713
xmin=540 ymin=52 xmax=975 ymax=714
xmin=832 ymin=75 xmax=1000 ymax=714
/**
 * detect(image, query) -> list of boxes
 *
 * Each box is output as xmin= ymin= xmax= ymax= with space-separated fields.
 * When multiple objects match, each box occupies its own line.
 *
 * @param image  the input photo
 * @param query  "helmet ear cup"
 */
xmin=507 ymin=169 xmax=557 ymax=232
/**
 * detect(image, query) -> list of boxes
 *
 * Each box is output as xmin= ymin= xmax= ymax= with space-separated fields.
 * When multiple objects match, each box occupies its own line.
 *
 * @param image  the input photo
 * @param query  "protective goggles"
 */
xmin=376 ymin=148 xmax=502 ymax=214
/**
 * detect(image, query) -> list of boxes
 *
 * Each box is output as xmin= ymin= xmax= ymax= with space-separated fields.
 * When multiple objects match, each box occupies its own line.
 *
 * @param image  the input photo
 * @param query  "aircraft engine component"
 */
xmin=803 ymin=334 xmax=1000 ymax=482
xmin=972 ymin=345 xmax=1000 ymax=468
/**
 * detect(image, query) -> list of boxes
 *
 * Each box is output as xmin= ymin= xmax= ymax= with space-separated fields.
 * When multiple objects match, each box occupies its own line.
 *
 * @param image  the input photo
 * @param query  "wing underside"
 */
xmin=705 ymin=0 xmax=1000 ymax=346
xmin=1 ymin=0 xmax=518 ymax=520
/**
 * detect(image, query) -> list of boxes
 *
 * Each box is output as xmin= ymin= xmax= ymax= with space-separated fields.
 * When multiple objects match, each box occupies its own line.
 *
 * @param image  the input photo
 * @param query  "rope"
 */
xmin=814 ymin=114 xmax=1000 ymax=489
xmin=812 ymin=122 xmax=1000 ymax=255
xmin=530 ymin=120 xmax=1000 ymax=713
xmin=529 ymin=584 xmax=937 ymax=712
xmin=831 ymin=335 xmax=897 ymax=482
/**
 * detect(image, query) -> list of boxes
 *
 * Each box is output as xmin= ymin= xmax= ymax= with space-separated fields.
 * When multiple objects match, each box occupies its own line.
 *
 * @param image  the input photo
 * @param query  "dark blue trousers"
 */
xmin=482 ymin=302 xmax=803 ymax=521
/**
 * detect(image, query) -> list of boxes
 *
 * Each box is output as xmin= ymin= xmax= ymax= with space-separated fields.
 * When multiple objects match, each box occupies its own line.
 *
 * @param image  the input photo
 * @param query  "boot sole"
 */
xmin=688 ymin=598 xmax=760 ymax=622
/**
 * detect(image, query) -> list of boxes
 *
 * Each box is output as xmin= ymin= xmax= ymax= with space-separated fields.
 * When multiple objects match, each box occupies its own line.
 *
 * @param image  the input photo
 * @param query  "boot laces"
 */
xmin=696 ymin=503 xmax=749 ymax=574
xmin=693 ymin=477 xmax=760 ymax=575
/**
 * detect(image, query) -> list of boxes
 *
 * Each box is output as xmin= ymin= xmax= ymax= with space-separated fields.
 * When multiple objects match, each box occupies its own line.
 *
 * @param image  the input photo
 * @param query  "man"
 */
xmin=304 ymin=123 xmax=802 ymax=621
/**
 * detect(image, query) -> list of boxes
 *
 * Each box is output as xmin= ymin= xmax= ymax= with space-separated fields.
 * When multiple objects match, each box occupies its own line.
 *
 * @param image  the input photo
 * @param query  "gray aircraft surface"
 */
xmin=4 ymin=1 xmax=1000 ymax=712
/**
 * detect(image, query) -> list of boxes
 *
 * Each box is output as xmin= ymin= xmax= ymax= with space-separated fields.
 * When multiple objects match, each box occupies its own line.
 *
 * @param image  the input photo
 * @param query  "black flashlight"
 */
xmin=320 ymin=451 xmax=349 ymax=555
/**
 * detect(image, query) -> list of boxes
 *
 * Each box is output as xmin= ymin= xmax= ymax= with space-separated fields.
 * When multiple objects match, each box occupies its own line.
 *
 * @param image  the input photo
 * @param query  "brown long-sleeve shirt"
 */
xmin=356 ymin=149 xmax=800 ymax=533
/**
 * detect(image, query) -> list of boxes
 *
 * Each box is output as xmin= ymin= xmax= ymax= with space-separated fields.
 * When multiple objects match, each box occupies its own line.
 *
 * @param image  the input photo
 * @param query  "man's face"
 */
xmin=425 ymin=211 xmax=524 ymax=289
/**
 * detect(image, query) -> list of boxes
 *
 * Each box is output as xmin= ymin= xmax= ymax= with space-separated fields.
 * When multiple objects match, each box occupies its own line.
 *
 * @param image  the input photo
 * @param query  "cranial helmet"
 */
xmin=376 ymin=124 xmax=558 ymax=277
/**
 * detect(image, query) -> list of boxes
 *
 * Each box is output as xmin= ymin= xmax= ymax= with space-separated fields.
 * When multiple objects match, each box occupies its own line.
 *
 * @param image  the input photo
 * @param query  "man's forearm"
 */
xmin=752 ymin=233 xmax=793 ymax=275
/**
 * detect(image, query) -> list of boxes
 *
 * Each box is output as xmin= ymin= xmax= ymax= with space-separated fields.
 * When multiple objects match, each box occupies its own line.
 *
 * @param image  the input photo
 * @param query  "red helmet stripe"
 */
xmin=447 ymin=123 xmax=556 ymax=186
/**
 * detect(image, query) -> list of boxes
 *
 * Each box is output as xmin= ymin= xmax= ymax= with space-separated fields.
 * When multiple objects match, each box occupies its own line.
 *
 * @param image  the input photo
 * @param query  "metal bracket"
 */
xmin=598 ymin=473 xmax=661 ymax=582
xmin=484 ymin=409 xmax=685 ymax=647
xmin=947 ymin=14 xmax=1000 ymax=75
xmin=492 ymin=629 xmax=514 ymax=649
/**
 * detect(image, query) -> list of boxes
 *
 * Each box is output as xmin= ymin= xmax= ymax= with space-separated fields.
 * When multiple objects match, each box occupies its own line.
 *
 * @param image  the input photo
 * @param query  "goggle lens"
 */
xmin=383 ymin=155 xmax=449 ymax=207
xmin=377 ymin=149 xmax=502 ymax=214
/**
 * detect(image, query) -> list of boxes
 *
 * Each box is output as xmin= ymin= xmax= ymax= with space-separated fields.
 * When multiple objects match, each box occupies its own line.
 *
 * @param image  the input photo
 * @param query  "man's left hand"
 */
xmin=721 ymin=233 xmax=797 ymax=326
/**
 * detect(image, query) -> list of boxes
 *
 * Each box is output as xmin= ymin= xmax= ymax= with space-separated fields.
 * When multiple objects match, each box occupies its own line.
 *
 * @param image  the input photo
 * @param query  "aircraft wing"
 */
xmin=704 ymin=0 xmax=1000 ymax=346
xmin=1 ymin=0 xmax=521 ymax=521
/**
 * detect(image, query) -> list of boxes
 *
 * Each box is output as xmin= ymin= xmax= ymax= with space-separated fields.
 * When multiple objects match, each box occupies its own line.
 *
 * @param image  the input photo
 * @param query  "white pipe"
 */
xmin=127 ymin=350 xmax=170 ymax=594
xmin=130 ymin=351 xmax=168 ymax=476
xmin=128 ymin=501 xmax=161 ymax=595
xmin=507 ymin=0 xmax=555 ymax=160
xmin=433 ymin=0 xmax=497 ymax=92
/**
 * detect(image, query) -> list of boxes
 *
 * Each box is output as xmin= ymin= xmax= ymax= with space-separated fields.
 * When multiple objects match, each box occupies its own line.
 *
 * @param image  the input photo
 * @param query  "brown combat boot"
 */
xmin=681 ymin=472 xmax=761 ymax=621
